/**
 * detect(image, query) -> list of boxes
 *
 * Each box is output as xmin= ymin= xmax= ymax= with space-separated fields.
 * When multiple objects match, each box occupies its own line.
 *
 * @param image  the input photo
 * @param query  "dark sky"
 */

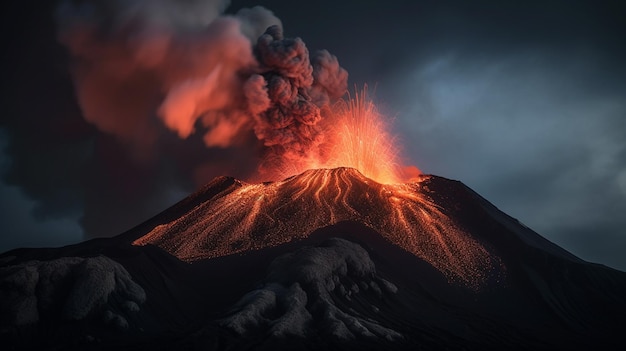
xmin=1 ymin=0 xmax=625 ymax=271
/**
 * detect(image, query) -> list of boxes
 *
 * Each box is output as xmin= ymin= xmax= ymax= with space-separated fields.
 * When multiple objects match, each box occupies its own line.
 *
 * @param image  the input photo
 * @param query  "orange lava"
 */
xmin=321 ymin=89 xmax=403 ymax=184
xmin=134 ymin=168 xmax=501 ymax=288
xmin=263 ymin=87 xmax=418 ymax=185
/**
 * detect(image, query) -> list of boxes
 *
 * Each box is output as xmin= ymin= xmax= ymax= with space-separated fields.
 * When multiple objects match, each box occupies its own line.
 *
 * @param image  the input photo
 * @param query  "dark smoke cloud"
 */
xmin=0 ymin=0 xmax=348 ymax=240
xmin=251 ymin=25 xmax=347 ymax=175
xmin=56 ymin=0 xmax=276 ymax=156
xmin=58 ymin=0 xmax=347 ymax=168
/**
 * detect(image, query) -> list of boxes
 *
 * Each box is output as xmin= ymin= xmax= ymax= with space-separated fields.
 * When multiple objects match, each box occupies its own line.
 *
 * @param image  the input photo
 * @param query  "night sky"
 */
xmin=1 ymin=1 xmax=625 ymax=271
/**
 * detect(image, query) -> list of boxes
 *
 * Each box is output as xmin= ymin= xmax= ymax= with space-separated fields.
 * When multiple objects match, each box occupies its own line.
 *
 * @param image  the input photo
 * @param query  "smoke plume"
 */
xmin=58 ymin=0 xmax=347 ymax=172
xmin=44 ymin=0 xmax=347 ymax=238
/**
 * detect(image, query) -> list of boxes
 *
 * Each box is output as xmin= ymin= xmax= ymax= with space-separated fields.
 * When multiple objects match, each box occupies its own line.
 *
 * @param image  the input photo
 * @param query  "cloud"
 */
xmin=0 ymin=179 xmax=82 ymax=251
xmin=0 ymin=0 xmax=349 ymax=244
xmin=56 ymin=0 xmax=278 ymax=156
xmin=393 ymin=50 xmax=626 ymax=269
xmin=57 ymin=0 xmax=352 ymax=171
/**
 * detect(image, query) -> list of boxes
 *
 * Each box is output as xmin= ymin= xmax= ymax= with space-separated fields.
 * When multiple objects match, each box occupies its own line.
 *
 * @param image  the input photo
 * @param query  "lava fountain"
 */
xmin=323 ymin=89 xmax=403 ymax=184
xmin=262 ymin=87 xmax=413 ymax=185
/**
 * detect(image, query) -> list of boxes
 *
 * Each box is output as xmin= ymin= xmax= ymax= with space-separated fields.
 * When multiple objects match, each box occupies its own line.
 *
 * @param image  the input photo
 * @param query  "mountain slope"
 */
xmin=132 ymin=168 xmax=503 ymax=287
xmin=1 ymin=168 xmax=625 ymax=350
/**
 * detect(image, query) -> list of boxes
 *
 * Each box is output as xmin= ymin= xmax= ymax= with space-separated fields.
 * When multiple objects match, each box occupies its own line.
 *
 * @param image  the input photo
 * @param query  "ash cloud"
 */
xmin=56 ymin=0 xmax=276 ymax=155
xmin=58 ymin=0 xmax=347 ymax=170
xmin=251 ymin=26 xmax=348 ymax=175
xmin=1 ymin=0 xmax=347 ymax=243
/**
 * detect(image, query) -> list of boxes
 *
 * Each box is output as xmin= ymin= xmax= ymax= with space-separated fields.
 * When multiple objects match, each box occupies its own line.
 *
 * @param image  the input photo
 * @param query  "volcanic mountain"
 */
xmin=1 ymin=168 xmax=625 ymax=350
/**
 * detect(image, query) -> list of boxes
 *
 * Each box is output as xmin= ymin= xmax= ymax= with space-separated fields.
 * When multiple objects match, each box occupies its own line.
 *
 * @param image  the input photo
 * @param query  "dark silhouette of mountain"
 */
xmin=1 ymin=168 xmax=625 ymax=350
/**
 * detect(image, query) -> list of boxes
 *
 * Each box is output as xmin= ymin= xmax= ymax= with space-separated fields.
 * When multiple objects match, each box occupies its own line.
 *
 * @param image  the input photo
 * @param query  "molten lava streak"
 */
xmin=134 ymin=168 xmax=502 ymax=288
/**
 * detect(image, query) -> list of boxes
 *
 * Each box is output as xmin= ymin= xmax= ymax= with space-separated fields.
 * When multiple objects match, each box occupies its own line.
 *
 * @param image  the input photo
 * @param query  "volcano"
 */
xmin=1 ymin=168 xmax=625 ymax=350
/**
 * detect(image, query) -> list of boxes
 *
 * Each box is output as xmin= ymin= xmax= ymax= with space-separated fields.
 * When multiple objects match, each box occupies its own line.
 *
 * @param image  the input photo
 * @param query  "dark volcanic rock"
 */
xmin=220 ymin=238 xmax=402 ymax=342
xmin=1 ymin=168 xmax=625 ymax=350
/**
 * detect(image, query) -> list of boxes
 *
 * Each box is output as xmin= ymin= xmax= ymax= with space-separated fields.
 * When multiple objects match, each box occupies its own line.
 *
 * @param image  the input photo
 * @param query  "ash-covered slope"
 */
xmin=133 ymin=168 xmax=502 ymax=287
xmin=1 ymin=168 xmax=625 ymax=350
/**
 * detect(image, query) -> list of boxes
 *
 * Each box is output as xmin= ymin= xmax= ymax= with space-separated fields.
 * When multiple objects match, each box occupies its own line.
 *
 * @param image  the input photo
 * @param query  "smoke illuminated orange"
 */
xmin=134 ymin=168 xmax=503 ymax=288
xmin=264 ymin=87 xmax=417 ymax=184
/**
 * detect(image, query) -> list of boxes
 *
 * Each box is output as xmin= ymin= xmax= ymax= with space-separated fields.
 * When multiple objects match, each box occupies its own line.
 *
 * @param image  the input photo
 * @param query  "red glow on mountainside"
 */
xmin=133 ymin=168 xmax=501 ymax=288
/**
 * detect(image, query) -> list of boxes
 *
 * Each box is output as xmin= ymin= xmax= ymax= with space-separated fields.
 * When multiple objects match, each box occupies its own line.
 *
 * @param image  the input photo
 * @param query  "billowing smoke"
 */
xmin=57 ymin=0 xmax=273 ymax=155
xmin=44 ymin=0 xmax=347 ymax=238
xmin=250 ymin=26 xmax=348 ymax=176
xmin=58 ymin=0 xmax=347 ymax=173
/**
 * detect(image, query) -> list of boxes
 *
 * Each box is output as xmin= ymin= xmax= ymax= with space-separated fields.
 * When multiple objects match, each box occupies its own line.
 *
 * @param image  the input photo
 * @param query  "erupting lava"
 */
xmin=323 ymin=89 xmax=403 ymax=184
xmin=263 ymin=88 xmax=414 ymax=185
xmin=134 ymin=168 xmax=502 ymax=288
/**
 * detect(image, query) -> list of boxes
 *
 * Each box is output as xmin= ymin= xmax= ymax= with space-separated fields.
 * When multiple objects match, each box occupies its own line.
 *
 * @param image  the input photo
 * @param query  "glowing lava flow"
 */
xmin=134 ymin=168 xmax=502 ymax=288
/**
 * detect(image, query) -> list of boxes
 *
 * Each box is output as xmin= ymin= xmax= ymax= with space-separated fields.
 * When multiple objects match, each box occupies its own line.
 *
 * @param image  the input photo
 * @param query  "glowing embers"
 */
xmin=322 ymin=89 xmax=402 ymax=184
xmin=382 ymin=183 xmax=498 ymax=287
xmin=263 ymin=88 xmax=412 ymax=185
xmin=133 ymin=168 xmax=502 ymax=288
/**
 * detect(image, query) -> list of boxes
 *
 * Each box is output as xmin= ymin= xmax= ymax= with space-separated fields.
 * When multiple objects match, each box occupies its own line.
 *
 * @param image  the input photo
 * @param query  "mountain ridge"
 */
xmin=132 ymin=167 xmax=504 ymax=287
xmin=1 ymin=168 xmax=625 ymax=350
